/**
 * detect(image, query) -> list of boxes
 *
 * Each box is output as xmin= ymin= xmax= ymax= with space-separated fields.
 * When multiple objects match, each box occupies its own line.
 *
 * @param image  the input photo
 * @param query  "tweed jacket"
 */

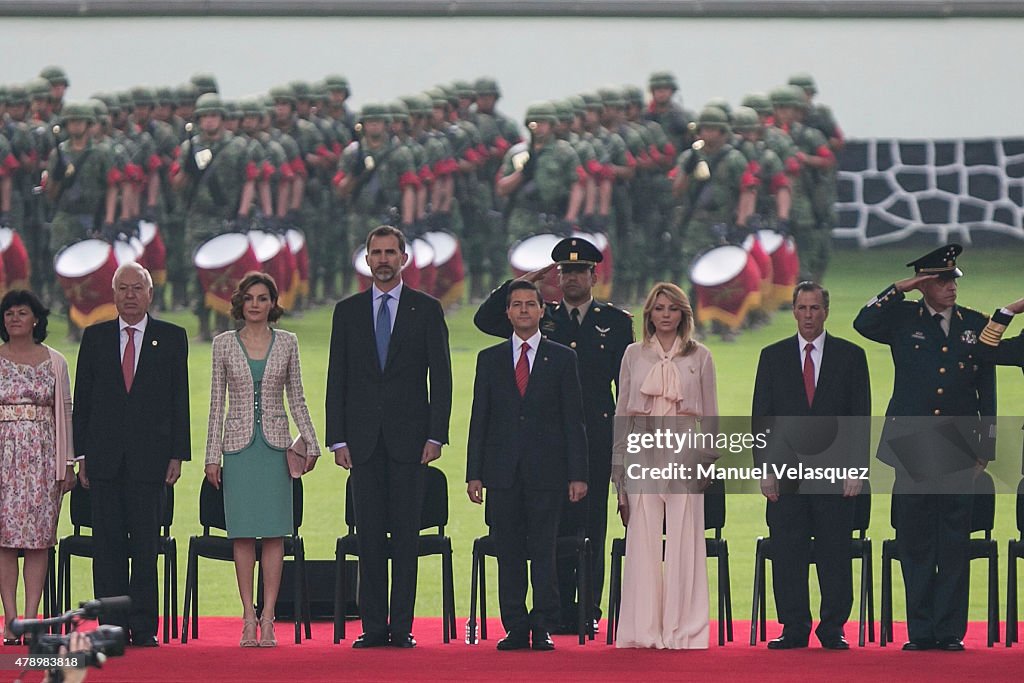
xmin=205 ymin=329 xmax=320 ymax=466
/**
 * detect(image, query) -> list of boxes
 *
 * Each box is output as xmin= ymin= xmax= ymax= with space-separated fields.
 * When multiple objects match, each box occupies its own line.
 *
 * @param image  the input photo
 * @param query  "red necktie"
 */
xmin=123 ymin=327 xmax=137 ymax=392
xmin=515 ymin=342 xmax=530 ymax=397
xmin=803 ymin=342 xmax=815 ymax=407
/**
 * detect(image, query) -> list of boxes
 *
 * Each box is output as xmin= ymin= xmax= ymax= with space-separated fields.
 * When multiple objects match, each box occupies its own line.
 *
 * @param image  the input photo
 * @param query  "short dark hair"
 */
xmin=506 ymin=280 xmax=543 ymax=307
xmin=366 ymin=225 xmax=406 ymax=254
xmin=0 ymin=289 xmax=49 ymax=343
xmin=230 ymin=272 xmax=284 ymax=322
xmin=792 ymin=281 xmax=829 ymax=310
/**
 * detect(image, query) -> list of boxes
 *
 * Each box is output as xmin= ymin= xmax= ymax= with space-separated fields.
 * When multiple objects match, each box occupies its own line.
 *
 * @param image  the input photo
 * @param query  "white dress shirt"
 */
xmin=372 ymin=281 xmax=402 ymax=333
xmin=512 ymin=330 xmax=542 ymax=372
xmin=797 ymin=331 xmax=825 ymax=387
xmin=118 ymin=314 xmax=149 ymax=374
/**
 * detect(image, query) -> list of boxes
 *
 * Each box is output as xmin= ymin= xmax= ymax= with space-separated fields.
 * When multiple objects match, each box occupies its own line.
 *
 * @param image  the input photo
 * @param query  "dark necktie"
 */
xmin=570 ymin=307 xmax=581 ymax=330
xmin=803 ymin=342 xmax=815 ymax=407
xmin=122 ymin=327 xmax=137 ymax=392
xmin=376 ymin=293 xmax=391 ymax=369
xmin=933 ymin=312 xmax=946 ymax=337
xmin=515 ymin=342 xmax=531 ymax=397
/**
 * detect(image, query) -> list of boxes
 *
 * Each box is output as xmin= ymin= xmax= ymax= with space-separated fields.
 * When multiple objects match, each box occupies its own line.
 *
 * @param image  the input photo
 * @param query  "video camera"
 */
xmin=8 ymin=596 xmax=128 ymax=671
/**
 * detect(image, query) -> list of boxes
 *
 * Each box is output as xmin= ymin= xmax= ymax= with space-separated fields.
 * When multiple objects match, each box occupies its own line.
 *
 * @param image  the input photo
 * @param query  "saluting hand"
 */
xmin=1004 ymin=297 xmax=1024 ymax=315
xmin=894 ymin=273 xmax=939 ymax=294
xmin=515 ymin=263 xmax=556 ymax=285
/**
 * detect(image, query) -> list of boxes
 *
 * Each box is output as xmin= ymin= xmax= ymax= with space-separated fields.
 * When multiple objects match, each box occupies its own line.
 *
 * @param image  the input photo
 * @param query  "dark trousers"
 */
xmin=489 ymin=480 xmax=563 ymax=634
xmin=767 ymin=494 xmax=855 ymax=641
xmin=89 ymin=475 xmax=163 ymax=640
xmin=557 ymin=471 xmax=610 ymax=623
xmin=895 ymin=493 xmax=972 ymax=643
xmin=350 ymin=439 xmax=425 ymax=638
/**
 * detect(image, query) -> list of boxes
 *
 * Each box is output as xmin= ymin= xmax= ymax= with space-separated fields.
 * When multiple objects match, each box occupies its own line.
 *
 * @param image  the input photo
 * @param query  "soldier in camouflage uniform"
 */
xmin=788 ymin=73 xmax=845 ymax=152
xmin=190 ymin=73 xmax=218 ymax=97
xmin=645 ymin=71 xmax=694 ymax=155
xmin=39 ymin=66 xmax=69 ymax=119
xmin=322 ymin=74 xmax=357 ymax=141
xmin=172 ymin=83 xmax=198 ymax=143
xmin=319 ymin=77 xmax=355 ymax=297
xmin=733 ymin=106 xmax=792 ymax=232
xmin=771 ymin=85 xmax=837 ymax=282
xmin=44 ymin=102 xmax=119 ymax=338
xmin=389 ymin=100 xmax=429 ymax=232
xmin=553 ymin=99 xmax=599 ymax=230
xmin=404 ymin=93 xmax=455 ymax=237
xmin=170 ymin=93 xmax=257 ymax=340
xmin=0 ymin=133 xmax=14 ymax=232
xmin=333 ymin=103 xmax=419 ymax=256
xmin=496 ymin=101 xmax=584 ymax=243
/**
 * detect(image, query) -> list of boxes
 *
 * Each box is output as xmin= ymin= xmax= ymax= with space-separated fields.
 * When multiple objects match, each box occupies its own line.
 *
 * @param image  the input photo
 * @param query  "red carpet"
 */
xmin=7 ymin=619 xmax=1017 ymax=682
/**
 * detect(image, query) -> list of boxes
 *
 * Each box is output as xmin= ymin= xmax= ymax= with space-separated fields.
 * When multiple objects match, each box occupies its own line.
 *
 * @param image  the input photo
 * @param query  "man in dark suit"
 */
xmin=325 ymin=225 xmax=452 ymax=649
xmin=752 ymin=281 xmax=870 ymax=650
xmin=74 ymin=262 xmax=190 ymax=647
xmin=854 ymin=244 xmax=996 ymax=651
xmin=474 ymin=237 xmax=633 ymax=632
xmin=467 ymin=280 xmax=589 ymax=651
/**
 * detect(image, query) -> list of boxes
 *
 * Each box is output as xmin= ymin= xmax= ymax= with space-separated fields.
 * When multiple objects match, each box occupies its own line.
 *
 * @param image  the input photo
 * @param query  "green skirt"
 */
xmin=222 ymin=432 xmax=293 ymax=539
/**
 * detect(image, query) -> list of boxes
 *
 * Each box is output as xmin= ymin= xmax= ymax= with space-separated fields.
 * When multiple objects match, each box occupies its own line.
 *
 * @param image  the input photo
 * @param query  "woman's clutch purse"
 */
xmin=286 ymin=435 xmax=308 ymax=479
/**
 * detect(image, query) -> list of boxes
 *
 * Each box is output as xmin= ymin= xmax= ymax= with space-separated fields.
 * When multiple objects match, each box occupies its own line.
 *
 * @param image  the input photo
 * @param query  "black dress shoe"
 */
xmin=531 ymin=630 xmax=555 ymax=651
xmin=819 ymin=636 xmax=850 ymax=650
xmin=767 ymin=634 xmax=808 ymax=650
xmin=391 ymin=633 xmax=416 ymax=648
xmin=902 ymin=640 xmax=936 ymax=651
xmin=937 ymin=638 xmax=965 ymax=651
xmin=352 ymin=632 xmax=390 ymax=649
xmin=496 ymin=631 xmax=530 ymax=651
xmin=131 ymin=635 xmax=159 ymax=648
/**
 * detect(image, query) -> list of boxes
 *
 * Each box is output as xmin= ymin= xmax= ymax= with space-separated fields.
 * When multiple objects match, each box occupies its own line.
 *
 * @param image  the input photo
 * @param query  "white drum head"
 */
xmin=352 ymin=246 xmax=371 ymax=277
xmin=757 ymin=229 xmax=783 ymax=255
xmin=0 ymin=227 xmax=13 ymax=252
xmin=248 ymin=230 xmax=282 ymax=263
xmin=690 ymin=245 xmax=749 ymax=287
xmin=422 ymin=231 xmax=456 ymax=264
xmin=509 ymin=234 xmax=560 ymax=272
xmin=412 ymin=238 xmax=435 ymax=269
xmin=113 ymin=240 xmax=138 ymax=265
xmin=55 ymin=239 xmax=112 ymax=278
xmin=194 ymin=233 xmax=251 ymax=270
xmin=285 ymin=228 xmax=305 ymax=253
xmin=138 ymin=221 xmax=157 ymax=246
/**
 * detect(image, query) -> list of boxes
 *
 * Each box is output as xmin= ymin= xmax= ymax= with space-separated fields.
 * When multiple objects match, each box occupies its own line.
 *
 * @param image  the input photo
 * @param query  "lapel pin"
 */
xmin=152 ymin=340 xmax=158 ymax=346
xmin=543 ymin=356 xmax=549 ymax=362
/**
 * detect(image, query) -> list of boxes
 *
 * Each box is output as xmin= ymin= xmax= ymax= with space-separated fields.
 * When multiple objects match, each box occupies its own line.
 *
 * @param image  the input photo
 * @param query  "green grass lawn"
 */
xmin=31 ymin=245 xmax=1024 ymax=627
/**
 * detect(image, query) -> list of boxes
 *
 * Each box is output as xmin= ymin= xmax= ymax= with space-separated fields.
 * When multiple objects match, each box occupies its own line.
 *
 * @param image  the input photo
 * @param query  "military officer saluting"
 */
xmin=474 ymin=236 xmax=634 ymax=634
xmin=978 ymin=296 xmax=1024 ymax=365
xmin=853 ymin=244 xmax=995 ymax=652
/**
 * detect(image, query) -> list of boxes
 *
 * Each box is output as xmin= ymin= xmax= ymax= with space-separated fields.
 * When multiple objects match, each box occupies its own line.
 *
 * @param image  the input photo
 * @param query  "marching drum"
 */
xmin=54 ymin=239 xmax=118 ymax=327
xmin=0 ymin=227 xmax=31 ymax=290
xmin=509 ymin=234 xmax=562 ymax=303
xmin=689 ymin=244 xmax=762 ymax=331
xmin=194 ymin=233 xmax=261 ymax=316
xmin=412 ymin=238 xmax=437 ymax=299
xmin=758 ymin=229 xmax=799 ymax=310
xmin=743 ymin=232 xmax=773 ymax=309
xmin=422 ymin=230 xmax=465 ymax=308
xmin=285 ymin=229 xmax=310 ymax=297
xmin=249 ymin=230 xmax=297 ymax=310
xmin=113 ymin=237 xmax=141 ymax=266
xmin=137 ymin=221 xmax=168 ymax=286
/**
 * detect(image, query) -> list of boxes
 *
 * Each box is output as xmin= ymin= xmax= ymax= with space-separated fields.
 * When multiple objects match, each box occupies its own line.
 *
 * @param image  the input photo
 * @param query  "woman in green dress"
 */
xmin=204 ymin=272 xmax=320 ymax=647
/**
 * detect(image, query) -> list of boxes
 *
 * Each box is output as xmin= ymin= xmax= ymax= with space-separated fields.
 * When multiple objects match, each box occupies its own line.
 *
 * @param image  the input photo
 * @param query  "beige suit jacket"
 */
xmin=205 ymin=329 xmax=320 ymax=466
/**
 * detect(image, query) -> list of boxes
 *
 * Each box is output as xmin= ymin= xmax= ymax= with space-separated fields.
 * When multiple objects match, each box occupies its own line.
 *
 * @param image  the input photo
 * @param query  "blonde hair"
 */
xmin=641 ymin=282 xmax=696 ymax=356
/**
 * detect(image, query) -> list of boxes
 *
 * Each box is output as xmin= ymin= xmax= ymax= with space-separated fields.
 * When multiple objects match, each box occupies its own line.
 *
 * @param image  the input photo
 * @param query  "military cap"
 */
xmin=567 ymin=95 xmax=586 ymax=116
xmin=696 ymin=106 xmax=731 ymax=133
xmin=770 ymin=85 xmax=806 ymax=109
xmin=6 ymin=84 xmax=28 ymax=105
xmin=401 ymin=94 xmax=431 ymax=117
xmin=223 ymin=100 xmax=242 ymax=120
xmin=310 ymin=81 xmax=329 ymax=101
xmin=61 ymin=102 xmax=96 ymax=123
xmin=474 ymin=77 xmax=501 ymax=97
xmin=389 ymin=100 xmax=410 ymax=122
xmin=175 ymin=83 xmax=199 ymax=106
xmin=116 ymin=90 xmax=134 ymax=110
xmin=40 ymin=66 xmax=69 ymax=87
xmin=648 ymin=71 xmax=678 ymax=92
xmin=580 ymin=92 xmax=604 ymax=111
xmin=732 ymin=106 xmax=761 ymax=133
xmin=704 ymin=97 xmax=732 ymax=120
xmin=553 ymin=99 xmax=575 ymax=123
xmin=436 ymin=84 xmax=459 ymax=107
xmin=323 ymin=74 xmax=350 ymax=94
xmin=453 ymin=79 xmax=476 ymax=100
xmin=551 ymin=236 xmax=603 ymax=268
xmin=239 ymin=98 xmax=264 ymax=118
xmin=290 ymin=80 xmax=312 ymax=100
xmin=94 ymin=92 xmax=121 ymax=115
xmin=741 ymin=92 xmax=772 ymax=117
xmin=424 ymin=87 xmax=448 ymax=109
xmin=268 ymin=85 xmax=296 ymax=104
xmin=907 ymin=244 xmax=963 ymax=279
xmin=524 ymin=101 xmax=557 ymax=126
xmin=194 ymin=93 xmax=226 ymax=117
xmin=87 ymin=98 xmax=109 ymax=119
xmin=26 ymin=78 xmax=51 ymax=100
xmin=622 ymin=85 xmax=645 ymax=107
xmin=598 ymin=86 xmax=626 ymax=109
xmin=788 ymin=72 xmax=818 ymax=95
xmin=359 ymin=102 xmax=392 ymax=123
xmin=155 ymin=87 xmax=176 ymax=106
xmin=130 ymin=86 xmax=157 ymax=107
xmin=190 ymin=73 xmax=219 ymax=95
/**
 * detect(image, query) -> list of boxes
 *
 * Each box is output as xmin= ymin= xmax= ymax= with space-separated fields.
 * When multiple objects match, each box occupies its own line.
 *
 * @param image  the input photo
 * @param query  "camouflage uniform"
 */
xmin=46 ymin=116 xmax=116 ymax=253
xmin=1 ymin=85 xmax=47 ymax=293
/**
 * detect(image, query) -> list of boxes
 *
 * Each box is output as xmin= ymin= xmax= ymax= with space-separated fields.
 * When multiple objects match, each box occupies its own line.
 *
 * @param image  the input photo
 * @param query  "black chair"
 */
xmin=181 ymin=477 xmax=310 ymax=644
xmin=749 ymin=483 xmax=875 ymax=647
xmin=466 ymin=497 xmax=592 ymax=645
xmin=333 ymin=466 xmax=456 ymax=644
xmin=56 ymin=484 xmax=177 ymax=642
xmin=1006 ymin=477 xmax=1024 ymax=646
xmin=880 ymin=471 xmax=999 ymax=647
xmin=605 ymin=478 xmax=734 ymax=646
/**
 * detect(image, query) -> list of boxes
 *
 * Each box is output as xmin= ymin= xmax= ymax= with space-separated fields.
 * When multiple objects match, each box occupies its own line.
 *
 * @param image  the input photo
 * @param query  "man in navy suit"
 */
xmin=466 ymin=280 xmax=589 ymax=651
xmin=74 ymin=262 xmax=190 ymax=647
xmin=325 ymin=225 xmax=452 ymax=649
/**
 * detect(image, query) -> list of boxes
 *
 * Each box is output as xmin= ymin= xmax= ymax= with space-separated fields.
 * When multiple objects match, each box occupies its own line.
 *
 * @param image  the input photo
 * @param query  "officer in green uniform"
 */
xmin=333 ymin=102 xmax=418 ymax=252
xmin=771 ymin=85 xmax=836 ymax=282
xmin=45 ymin=102 xmax=118 ymax=338
xmin=170 ymin=93 xmax=256 ymax=340
xmin=978 ymin=296 xmax=1024 ymax=365
xmin=853 ymin=244 xmax=995 ymax=652
xmin=496 ymin=102 xmax=584 ymax=243
xmin=473 ymin=236 xmax=634 ymax=634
